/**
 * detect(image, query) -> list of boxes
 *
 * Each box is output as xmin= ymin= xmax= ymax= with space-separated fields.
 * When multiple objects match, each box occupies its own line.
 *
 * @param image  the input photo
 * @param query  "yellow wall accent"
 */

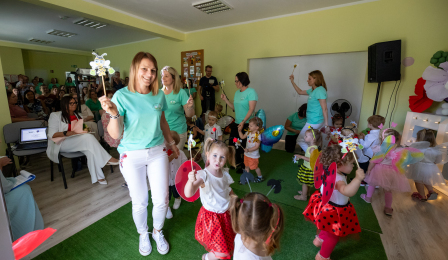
xmin=0 ymin=46 xmax=25 ymax=75
xmin=0 ymin=56 xmax=12 ymax=153
xmin=98 ymin=0 xmax=448 ymax=132
xmin=25 ymin=0 xmax=185 ymax=41
xmin=0 ymin=40 xmax=90 ymax=56
xmin=22 ymin=50 xmax=90 ymax=85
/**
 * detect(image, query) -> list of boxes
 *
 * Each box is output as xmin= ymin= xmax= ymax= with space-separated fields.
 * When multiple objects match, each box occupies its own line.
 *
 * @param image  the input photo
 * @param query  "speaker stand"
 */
xmin=373 ymin=82 xmax=381 ymax=115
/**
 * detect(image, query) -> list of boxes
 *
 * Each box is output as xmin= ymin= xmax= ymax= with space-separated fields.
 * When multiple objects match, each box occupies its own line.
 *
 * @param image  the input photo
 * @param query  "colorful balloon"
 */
xmin=255 ymin=109 xmax=266 ymax=130
xmin=260 ymin=125 xmax=285 ymax=153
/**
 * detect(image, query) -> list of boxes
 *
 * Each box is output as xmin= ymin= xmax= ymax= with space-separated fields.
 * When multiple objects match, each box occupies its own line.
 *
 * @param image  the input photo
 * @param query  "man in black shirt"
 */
xmin=198 ymin=65 xmax=219 ymax=121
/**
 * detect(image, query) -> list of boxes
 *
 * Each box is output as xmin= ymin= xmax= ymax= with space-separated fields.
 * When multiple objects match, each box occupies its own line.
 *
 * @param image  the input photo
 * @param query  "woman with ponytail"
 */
xmin=229 ymin=192 xmax=285 ymax=259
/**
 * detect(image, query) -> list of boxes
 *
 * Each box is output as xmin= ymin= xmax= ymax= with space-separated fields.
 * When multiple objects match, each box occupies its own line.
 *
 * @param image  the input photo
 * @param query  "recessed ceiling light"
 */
xmin=47 ymin=29 xmax=77 ymax=37
xmin=73 ymin=18 xmax=108 ymax=29
xmin=29 ymin=38 xmax=54 ymax=44
xmin=193 ymin=0 xmax=232 ymax=14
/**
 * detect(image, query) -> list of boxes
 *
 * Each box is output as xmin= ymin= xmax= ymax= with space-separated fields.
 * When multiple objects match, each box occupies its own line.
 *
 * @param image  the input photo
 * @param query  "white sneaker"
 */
xmin=166 ymin=207 xmax=173 ymax=219
xmin=152 ymin=229 xmax=170 ymax=255
xmin=173 ymin=198 xmax=181 ymax=209
xmin=139 ymin=232 xmax=152 ymax=256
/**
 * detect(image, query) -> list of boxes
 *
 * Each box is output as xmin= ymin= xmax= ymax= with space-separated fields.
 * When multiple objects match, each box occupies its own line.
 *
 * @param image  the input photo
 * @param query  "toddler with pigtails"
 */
xmin=361 ymin=128 xmax=423 ymax=216
xmin=184 ymin=138 xmax=236 ymax=260
xmin=294 ymin=127 xmax=322 ymax=201
xmin=238 ymin=117 xmax=264 ymax=182
xmin=229 ymin=192 xmax=285 ymax=260
xmin=303 ymin=145 xmax=365 ymax=260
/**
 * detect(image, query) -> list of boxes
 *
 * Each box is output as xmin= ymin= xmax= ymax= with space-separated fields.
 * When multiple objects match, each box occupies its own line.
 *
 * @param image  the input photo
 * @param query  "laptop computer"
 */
xmin=15 ymin=127 xmax=48 ymax=150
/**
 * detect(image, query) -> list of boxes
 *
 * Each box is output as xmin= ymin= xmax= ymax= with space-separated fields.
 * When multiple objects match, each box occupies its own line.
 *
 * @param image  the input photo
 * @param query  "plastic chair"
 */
xmin=27 ymin=113 xmax=39 ymax=119
xmin=3 ymin=121 xmax=47 ymax=176
xmin=50 ymin=152 xmax=84 ymax=189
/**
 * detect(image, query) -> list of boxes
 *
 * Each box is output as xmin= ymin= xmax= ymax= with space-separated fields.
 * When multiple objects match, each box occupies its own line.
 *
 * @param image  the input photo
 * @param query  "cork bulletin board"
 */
xmin=181 ymin=49 xmax=204 ymax=88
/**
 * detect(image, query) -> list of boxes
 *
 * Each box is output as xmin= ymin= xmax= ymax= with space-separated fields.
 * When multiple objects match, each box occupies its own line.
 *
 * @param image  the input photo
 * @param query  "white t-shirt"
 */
xmin=197 ymin=168 xmax=233 ymax=213
xmin=204 ymin=123 xmax=222 ymax=141
xmin=169 ymin=152 xmax=188 ymax=186
xmin=233 ymin=234 xmax=273 ymax=260
xmin=320 ymin=173 xmax=349 ymax=205
xmin=244 ymin=131 xmax=260 ymax=159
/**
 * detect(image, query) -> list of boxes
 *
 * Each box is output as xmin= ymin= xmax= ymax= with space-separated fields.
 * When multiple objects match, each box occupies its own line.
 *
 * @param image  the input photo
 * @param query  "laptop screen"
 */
xmin=20 ymin=127 xmax=48 ymax=143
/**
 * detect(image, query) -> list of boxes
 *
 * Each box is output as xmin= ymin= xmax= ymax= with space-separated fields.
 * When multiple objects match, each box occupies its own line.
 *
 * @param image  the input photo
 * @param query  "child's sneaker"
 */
xmin=384 ymin=207 xmax=393 ymax=216
xmin=166 ymin=207 xmax=173 ymax=219
xmin=360 ymin=194 xmax=371 ymax=203
xmin=152 ymin=229 xmax=170 ymax=255
xmin=313 ymin=235 xmax=323 ymax=247
xmin=360 ymin=181 xmax=368 ymax=186
xmin=173 ymin=198 xmax=181 ymax=209
xmin=315 ymin=251 xmax=331 ymax=260
xmin=139 ymin=232 xmax=152 ymax=256
xmin=254 ymin=176 xmax=264 ymax=183
xmin=427 ymin=191 xmax=438 ymax=200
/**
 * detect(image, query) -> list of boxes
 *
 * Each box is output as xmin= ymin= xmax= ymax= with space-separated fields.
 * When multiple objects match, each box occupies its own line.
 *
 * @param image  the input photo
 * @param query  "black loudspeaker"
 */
xmin=368 ymin=40 xmax=401 ymax=83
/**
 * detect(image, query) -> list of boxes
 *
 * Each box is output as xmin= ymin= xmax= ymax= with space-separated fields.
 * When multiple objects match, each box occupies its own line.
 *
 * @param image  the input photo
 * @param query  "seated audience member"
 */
xmin=124 ymin=76 xmax=129 ymax=86
xmin=23 ymin=90 xmax=49 ymax=120
xmin=183 ymin=78 xmax=197 ymax=99
xmin=81 ymin=87 xmax=89 ymax=102
xmin=12 ymin=88 xmax=24 ymax=108
xmin=70 ymin=93 xmax=99 ymax=140
xmin=7 ymin=92 xmax=36 ymax=122
xmin=85 ymin=90 xmax=103 ymax=121
xmin=284 ymin=103 xmax=307 ymax=153
xmin=38 ymin=84 xmax=58 ymax=112
xmin=60 ymin=85 xmax=67 ymax=93
xmin=65 ymin=77 xmax=76 ymax=87
xmin=51 ymin=87 xmax=61 ymax=112
xmin=112 ymin=71 xmax=125 ymax=91
xmin=47 ymin=96 xmax=119 ymax=185
xmin=101 ymin=91 xmax=122 ymax=148
xmin=48 ymin=78 xmax=59 ymax=90
xmin=0 ymin=156 xmax=44 ymax=241
xmin=36 ymin=78 xmax=44 ymax=94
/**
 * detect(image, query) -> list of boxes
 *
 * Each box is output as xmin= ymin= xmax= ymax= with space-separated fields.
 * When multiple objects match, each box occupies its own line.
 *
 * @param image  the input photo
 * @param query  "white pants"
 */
xmin=60 ymin=134 xmax=111 ymax=183
xmin=84 ymin=121 xmax=100 ymax=140
xmin=177 ymin=131 xmax=188 ymax=152
xmin=120 ymin=145 xmax=169 ymax=233
xmin=297 ymin=122 xmax=324 ymax=152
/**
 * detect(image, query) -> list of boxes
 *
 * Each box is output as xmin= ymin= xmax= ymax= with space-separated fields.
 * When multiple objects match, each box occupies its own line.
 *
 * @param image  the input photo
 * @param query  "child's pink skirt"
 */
xmin=365 ymin=164 xmax=411 ymax=192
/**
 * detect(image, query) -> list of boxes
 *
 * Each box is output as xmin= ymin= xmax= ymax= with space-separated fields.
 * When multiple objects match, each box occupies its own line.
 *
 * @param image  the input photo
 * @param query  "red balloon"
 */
xmin=13 ymin=228 xmax=57 ymax=259
xmin=175 ymin=161 xmax=202 ymax=202
xmin=233 ymin=138 xmax=238 ymax=143
xmin=213 ymin=127 xmax=216 ymax=132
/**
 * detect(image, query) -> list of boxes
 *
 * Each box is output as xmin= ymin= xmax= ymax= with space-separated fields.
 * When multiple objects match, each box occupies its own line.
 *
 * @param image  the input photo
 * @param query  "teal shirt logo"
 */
xmin=154 ymin=103 xmax=163 ymax=110
xmin=170 ymin=100 xmax=176 ymax=104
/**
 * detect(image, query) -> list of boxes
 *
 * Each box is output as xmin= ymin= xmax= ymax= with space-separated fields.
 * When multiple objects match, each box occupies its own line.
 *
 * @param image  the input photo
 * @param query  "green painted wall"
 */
xmin=22 ymin=50 xmax=90 ymax=85
xmin=0 ymin=46 xmax=25 ymax=75
xmin=98 ymin=0 xmax=448 ymax=132
xmin=0 ymin=56 xmax=12 ymax=153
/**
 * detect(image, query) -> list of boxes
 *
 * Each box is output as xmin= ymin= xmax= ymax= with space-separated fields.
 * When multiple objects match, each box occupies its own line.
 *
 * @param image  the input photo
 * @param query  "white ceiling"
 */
xmin=89 ymin=0 xmax=366 ymax=32
xmin=0 ymin=0 xmax=158 ymax=51
xmin=0 ymin=0 xmax=368 ymax=51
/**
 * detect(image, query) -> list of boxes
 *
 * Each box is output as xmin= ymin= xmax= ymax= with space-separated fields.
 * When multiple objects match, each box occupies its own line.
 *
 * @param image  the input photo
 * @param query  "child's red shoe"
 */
xmin=313 ymin=235 xmax=323 ymax=247
xmin=315 ymin=251 xmax=331 ymax=260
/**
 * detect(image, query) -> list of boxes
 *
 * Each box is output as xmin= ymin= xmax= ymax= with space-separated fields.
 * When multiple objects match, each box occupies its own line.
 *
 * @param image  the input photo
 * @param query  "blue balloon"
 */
xmin=260 ymin=125 xmax=284 ymax=153
xmin=255 ymin=109 xmax=266 ymax=130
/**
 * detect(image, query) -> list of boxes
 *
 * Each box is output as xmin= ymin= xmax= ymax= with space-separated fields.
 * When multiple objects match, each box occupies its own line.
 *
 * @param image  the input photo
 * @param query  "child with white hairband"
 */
xmin=195 ymin=110 xmax=222 ymax=164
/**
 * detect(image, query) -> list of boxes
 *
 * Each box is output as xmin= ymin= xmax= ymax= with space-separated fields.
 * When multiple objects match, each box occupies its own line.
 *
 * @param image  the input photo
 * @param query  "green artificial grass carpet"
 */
xmin=34 ymin=149 xmax=386 ymax=259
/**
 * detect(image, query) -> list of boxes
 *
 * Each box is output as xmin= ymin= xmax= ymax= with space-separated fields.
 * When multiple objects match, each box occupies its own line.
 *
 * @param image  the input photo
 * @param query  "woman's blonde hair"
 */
xmin=229 ymin=192 xmax=284 ymax=256
xmin=309 ymin=70 xmax=327 ymax=91
xmin=128 ymin=52 xmax=159 ymax=95
xmin=416 ymin=129 xmax=436 ymax=147
xmin=203 ymin=138 xmax=236 ymax=167
xmin=161 ymin=66 xmax=182 ymax=94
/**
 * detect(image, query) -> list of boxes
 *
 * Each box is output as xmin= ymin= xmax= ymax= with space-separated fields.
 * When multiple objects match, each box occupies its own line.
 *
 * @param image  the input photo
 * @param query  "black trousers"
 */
xmin=285 ymin=134 xmax=299 ymax=153
xmin=229 ymin=122 xmax=249 ymax=169
xmin=169 ymin=185 xmax=180 ymax=200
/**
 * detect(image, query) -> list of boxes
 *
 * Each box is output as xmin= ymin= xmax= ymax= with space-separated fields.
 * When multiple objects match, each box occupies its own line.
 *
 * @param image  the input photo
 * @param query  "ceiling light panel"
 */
xmin=193 ymin=0 xmax=232 ymax=14
xmin=73 ymin=18 xmax=108 ymax=29
xmin=47 ymin=29 xmax=77 ymax=37
xmin=29 ymin=38 xmax=54 ymax=44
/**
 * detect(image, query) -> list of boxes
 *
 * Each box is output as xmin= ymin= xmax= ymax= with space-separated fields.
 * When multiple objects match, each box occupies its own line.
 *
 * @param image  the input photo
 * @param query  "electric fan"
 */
xmin=330 ymin=99 xmax=352 ymax=126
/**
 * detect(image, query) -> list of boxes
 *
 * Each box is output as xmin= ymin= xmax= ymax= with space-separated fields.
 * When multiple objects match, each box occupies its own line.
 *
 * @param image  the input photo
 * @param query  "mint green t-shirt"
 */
xmin=165 ymin=90 xmax=189 ymax=134
xmin=35 ymin=83 xmax=43 ymax=94
xmin=85 ymin=99 xmax=103 ymax=112
xmin=65 ymin=82 xmax=76 ymax=87
xmin=286 ymin=112 xmax=307 ymax=135
xmin=183 ymin=87 xmax=197 ymax=96
xmin=48 ymin=83 xmax=60 ymax=90
xmin=234 ymin=87 xmax=258 ymax=124
xmin=306 ymin=86 xmax=327 ymax=124
xmin=112 ymin=87 xmax=168 ymax=154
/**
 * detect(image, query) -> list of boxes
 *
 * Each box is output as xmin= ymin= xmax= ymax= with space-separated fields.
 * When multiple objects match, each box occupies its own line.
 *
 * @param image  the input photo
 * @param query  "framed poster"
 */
xmin=181 ymin=49 xmax=204 ymax=88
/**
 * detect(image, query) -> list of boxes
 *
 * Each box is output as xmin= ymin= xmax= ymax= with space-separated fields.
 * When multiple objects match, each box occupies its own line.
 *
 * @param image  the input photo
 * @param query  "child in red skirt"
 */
xmin=184 ymin=138 xmax=237 ymax=260
xmin=303 ymin=145 xmax=365 ymax=260
xmin=229 ymin=192 xmax=285 ymax=260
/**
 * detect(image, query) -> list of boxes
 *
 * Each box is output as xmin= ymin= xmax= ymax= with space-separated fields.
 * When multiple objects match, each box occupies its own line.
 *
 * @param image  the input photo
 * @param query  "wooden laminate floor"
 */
xmin=17 ymin=143 xmax=448 ymax=259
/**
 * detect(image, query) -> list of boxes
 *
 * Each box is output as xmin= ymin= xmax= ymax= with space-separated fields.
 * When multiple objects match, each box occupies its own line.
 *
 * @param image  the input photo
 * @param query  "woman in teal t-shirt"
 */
xmin=65 ymin=77 xmax=76 ymax=87
xmin=99 ymin=52 xmax=178 ymax=256
xmin=289 ymin=70 xmax=329 ymax=151
xmin=221 ymin=72 xmax=258 ymax=173
xmin=284 ymin=103 xmax=307 ymax=153
xmin=161 ymin=66 xmax=195 ymax=151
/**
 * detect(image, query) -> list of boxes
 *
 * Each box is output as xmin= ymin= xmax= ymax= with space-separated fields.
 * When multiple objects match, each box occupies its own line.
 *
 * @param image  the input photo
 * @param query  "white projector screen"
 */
xmin=248 ymin=52 xmax=368 ymax=138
